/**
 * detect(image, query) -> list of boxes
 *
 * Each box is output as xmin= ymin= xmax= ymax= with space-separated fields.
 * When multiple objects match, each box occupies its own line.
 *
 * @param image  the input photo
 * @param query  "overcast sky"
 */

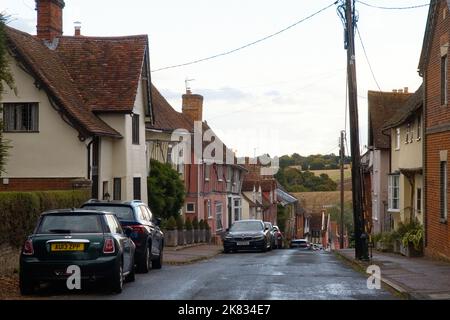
xmin=3 ymin=0 xmax=429 ymax=158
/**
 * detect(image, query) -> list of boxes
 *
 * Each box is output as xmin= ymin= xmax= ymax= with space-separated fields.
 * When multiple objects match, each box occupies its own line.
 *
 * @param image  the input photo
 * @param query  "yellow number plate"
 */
xmin=50 ymin=243 xmax=85 ymax=251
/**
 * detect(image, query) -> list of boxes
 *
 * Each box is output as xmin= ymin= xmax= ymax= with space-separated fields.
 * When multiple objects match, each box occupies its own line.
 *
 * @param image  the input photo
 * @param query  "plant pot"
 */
xmin=200 ymin=229 xmax=206 ymax=242
xmin=194 ymin=229 xmax=199 ymax=243
xmin=177 ymin=229 xmax=185 ymax=246
xmin=166 ymin=230 xmax=178 ymax=247
xmin=393 ymin=240 xmax=401 ymax=254
xmin=185 ymin=229 xmax=193 ymax=244
xmin=400 ymin=242 xmax=423 ymax=257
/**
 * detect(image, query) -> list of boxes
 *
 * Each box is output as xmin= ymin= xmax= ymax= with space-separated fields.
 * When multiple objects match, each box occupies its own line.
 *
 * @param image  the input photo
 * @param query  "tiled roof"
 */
xmin=55 ymin=35 xmax=148 ymax=113
xmin=148 ymin=85 xmax=194 ymax=132
xmin=368 ymin=90 xmax=412 ymax=149
xmin=4 ymin=26 xmax=150 ymax=137
xmin=382 ymin=85 xmax=423 ymax=131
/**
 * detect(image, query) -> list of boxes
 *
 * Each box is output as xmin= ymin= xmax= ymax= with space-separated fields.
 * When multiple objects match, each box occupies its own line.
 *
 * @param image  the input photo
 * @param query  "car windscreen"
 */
xmin=82 ymin=205 xmax=134 ymax=221
xmin=38 ymin=215 xmax=103 ymax=234
xmin=230 ymin=221 xmax=263 ymax=232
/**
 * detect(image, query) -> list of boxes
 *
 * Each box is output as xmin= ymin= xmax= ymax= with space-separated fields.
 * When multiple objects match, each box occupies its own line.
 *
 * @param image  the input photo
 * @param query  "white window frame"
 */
xmin=388 ymin=174 xmax=400 ymax=212
xmin=233 ymin=198 xmax=241 ymax=222
xmin=204 ymin=164 xmax=210 ymax=181
xmin=405 ymin=124 xmax=410 ymax=144
xmin=215 ymin=202 xmax=223 ymax=231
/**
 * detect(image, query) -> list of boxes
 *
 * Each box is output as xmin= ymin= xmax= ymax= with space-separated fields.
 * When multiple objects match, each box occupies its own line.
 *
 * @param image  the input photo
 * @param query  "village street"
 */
xmin=28 ymin=249 xmax=396 ymax=300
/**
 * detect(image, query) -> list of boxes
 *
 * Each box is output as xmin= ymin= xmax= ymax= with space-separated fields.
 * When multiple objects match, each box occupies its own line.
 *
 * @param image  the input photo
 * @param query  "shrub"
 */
xmin=166 ymin=216 xmax=177 ymax=230
xmin=0 ymin=189 xmax=90 ymax=247
xmin=192 ymin=217 xmax=199 ymax=229
xmin=199 ymin=219 xmax=205 ymax=230
xmin=176 ymin=215 xmax=184 ymax=230
xmin=204 ymin=220 xmax=210 ymax=230
xmin=185 ymin=217 xmax=193 ymax=230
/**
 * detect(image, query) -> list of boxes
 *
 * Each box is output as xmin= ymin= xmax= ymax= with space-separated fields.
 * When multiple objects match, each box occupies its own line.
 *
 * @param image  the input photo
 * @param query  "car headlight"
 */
xmin=225 ymin=235 xmax=233 ymax=240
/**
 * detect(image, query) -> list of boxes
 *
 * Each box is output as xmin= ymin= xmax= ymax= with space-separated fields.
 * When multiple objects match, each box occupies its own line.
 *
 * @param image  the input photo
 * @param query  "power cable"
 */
xmin=356 ymin=0 xmax=429 ymax=10
xmin=151 ymin=1 xmax=339 ymax=72
xmin=356 ymin=25 xmax=382 ymax=92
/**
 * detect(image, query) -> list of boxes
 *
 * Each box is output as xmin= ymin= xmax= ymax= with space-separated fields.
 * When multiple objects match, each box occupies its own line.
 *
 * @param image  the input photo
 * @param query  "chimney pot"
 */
xmin=74 ymin=21 xmax=81 ymax=36
xmin=404 ymin=87 xmax=409 ymax=93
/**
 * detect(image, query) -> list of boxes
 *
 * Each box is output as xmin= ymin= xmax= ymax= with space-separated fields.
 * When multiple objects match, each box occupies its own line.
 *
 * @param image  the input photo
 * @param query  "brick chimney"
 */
xmin=182 ymin=89 xmax=204 ymax=122
xmin=35 ymin=0 xmax=65 ymax=42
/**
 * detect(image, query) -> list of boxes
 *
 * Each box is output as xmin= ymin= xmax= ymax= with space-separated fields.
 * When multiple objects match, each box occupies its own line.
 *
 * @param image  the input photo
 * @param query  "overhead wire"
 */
xmin=356 ymin=0 xmax=429 ymax=10
xmin=151 ymin=1 xmax=339 ymax=72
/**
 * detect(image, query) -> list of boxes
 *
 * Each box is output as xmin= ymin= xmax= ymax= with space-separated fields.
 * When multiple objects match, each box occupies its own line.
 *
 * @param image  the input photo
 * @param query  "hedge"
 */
xmin=0 ymin=189 xmax=91 ymax=247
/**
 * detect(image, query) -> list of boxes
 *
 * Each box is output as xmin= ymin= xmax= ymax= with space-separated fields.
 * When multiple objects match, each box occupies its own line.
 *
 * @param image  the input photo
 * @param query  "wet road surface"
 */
xmin=33 ymin=248 xmax=397 ymax=300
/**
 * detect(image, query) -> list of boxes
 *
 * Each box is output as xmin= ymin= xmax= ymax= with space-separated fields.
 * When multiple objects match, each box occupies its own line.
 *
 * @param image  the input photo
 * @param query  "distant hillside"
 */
xmin=279 ymin=153 xmax=351 ymax=170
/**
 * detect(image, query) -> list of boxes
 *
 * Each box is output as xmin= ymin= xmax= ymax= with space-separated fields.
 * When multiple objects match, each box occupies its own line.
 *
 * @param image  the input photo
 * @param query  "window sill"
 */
xmin=416 ymin=138 xmax=421 ymax=141
xmin=440 ymin=218 xmax=448 ymax=224
xmin=395 ymin=148 xmax=400 ymax=151
xmin=388 ymin=209 xmax=400 ymax=213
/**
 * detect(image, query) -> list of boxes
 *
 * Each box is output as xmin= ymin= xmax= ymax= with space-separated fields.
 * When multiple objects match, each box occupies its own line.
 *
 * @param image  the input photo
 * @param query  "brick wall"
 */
xmin=425 ymin=0 xmax=450 ymax=260
xmin=0 ymin=178 xmax=89 ymax=192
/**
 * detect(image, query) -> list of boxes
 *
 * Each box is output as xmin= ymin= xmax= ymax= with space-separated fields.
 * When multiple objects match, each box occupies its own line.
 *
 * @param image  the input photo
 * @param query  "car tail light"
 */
xmin=22 ymin=239 xmax=34 ymax=256
xmin=103 ymin=238 xmax=115 ymax=254
xmin=130 ymin=225 xmax=146 ymax=234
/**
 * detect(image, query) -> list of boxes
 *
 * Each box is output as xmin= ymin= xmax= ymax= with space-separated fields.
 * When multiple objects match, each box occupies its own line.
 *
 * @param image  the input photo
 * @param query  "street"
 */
xmin=33 ymin=249 xmax=396 ymax=300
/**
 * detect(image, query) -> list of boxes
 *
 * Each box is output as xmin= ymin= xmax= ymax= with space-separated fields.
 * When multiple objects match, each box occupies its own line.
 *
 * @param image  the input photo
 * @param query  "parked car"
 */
xmin=81 ymin=200 xmax=164 ymax=273
xmin=290 ymin=238 xmax=310 ymax=249
xmin=272 ymin=225 xmax=283 ymax=249
xmin=19 ymin=209 xmax=135 ymax=295
xmin=312 ymin=243 xmax=323 ymax=251
xmin=223 ymin=220 xmax=272 ymax=253
xmin=263 ymin=221 xmax=276 ymax=249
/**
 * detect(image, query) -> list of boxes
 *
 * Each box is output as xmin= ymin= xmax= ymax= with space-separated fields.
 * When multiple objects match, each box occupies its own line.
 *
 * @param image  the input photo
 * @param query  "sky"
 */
xmin=2 ymin=0 xmax=429 ymax=158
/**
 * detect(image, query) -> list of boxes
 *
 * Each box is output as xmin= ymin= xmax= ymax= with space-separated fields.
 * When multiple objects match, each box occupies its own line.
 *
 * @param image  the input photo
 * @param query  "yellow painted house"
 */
xmin=382 ymin=85 xmax=424 ymax=229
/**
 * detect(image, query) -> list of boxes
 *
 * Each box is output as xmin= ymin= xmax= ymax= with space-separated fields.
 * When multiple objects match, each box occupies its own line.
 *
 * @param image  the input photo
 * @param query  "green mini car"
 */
xmin=19 ymin=209 xmax=136 ymax=295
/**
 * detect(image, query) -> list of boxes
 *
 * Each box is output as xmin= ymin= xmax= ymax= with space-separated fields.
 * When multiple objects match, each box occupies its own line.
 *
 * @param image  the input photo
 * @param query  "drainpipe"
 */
xmin=86 ymin=138 xmax=94 ymax=180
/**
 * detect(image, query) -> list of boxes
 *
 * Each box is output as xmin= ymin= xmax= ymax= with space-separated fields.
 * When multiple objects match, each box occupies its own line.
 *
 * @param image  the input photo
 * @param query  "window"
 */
xmin=388 ymin=174 xmax=400 ymax=211
xmin=417 ymin=114 xmax=422 ymax=140
xmin=442 ymin=54 xmax=448 ymax=105
xmin=3 ymin=103 xmax=39 ymax=132
xmin=204 ymin=164 xmax=211 ymax=181
xmin=186 ymin=203 xmax=195 ymax=213
xmin=234 ymin=199 xmax=241 ymax=221
xmin=113 ymin=178 xmax=121 ymax=201
xmin=395 ymin=128 xmax=401 ymax=150
xmin=216 ymin=202 xmax=223 ymax=231
xmin=218 ymin=165 xmax=223 ymax=181
xmin=405 ymin=124 xmax=410 ymax=144
xmin=207 ymin=200 xmax=212 ymax=218
xmin=416 ymin=188 xmax=422 ymax=214
xmin=102 ymin=181 xmax=110 ymax=200
xmin=133 ymin=177 xmax=141 ymax=200
xmin=139 ymin=206 xmax=150 ymax=221
xmin=132 ymin=114 xmax=140 ymax=145
xmin=106 ymin=215 xmax=123 ymax=234
xmin=226 ymin=166 xmax=232 ymax=182
xmin=440 ymin=161 xmax=448 ymax=222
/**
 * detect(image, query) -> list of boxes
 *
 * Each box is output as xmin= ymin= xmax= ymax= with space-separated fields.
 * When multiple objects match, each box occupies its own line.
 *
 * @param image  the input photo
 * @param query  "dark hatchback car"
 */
xmin=290 ymin=238 xmax=310 ymax=249
xmin=81 ymin=200 xmax=164 ymax=273
xmin=223 ymin=220 xmax=271 ymax=253
xmin=19 ymin=209 xmax=135 ymax=295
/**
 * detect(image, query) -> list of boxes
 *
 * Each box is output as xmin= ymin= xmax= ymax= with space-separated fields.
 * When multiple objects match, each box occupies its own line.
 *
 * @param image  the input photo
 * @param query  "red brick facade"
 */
xmin=36 ymin=0 xmax=65 ymax=42
xmin=423 ymin=0 xmax=450 ymax=260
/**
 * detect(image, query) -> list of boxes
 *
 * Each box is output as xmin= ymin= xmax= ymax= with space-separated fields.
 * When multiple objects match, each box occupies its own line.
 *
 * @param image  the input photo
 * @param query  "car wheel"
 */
xmin=125 ymin=259 xmax=135 ymax=282
xmin=138 ymin=245 xmax=151 ymax=273
xmin=111 ymin=261 xmax=123 ymax=294
xmin=152 ymin=246 xmax=163 ymax=269
xmin=261 ymin=241 xmax=268 ymax=252
xmin=19 ymin=272 xmax=35 ymax=295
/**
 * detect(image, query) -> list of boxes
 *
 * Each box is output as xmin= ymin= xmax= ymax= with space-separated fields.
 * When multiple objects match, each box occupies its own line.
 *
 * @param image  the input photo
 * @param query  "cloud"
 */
xmin=160 ymin=86 xmax=251 ymax=103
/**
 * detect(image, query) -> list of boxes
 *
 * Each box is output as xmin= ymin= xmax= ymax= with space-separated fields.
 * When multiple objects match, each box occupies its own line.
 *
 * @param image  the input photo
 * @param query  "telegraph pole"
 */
xmin=344 ymin=0 xmax=368 ymax=260
xmin=340 ymin=130 xmax=345 ymax=249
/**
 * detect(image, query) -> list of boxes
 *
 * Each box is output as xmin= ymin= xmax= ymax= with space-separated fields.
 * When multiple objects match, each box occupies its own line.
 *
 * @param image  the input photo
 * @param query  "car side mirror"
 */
xmin=124 ymin=226 xmax=133 ymax=237
xmin=265 ymin=227 xmax=269 ymax=231
xmin=155 ymin=218 xmax=162 ymax=226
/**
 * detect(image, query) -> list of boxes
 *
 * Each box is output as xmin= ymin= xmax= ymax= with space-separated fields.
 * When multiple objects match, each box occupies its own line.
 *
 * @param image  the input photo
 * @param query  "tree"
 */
xmin=0 ymin=14 xmax=14 ymax=175
xmin=147 ymin=159 xmax=186 ymax=220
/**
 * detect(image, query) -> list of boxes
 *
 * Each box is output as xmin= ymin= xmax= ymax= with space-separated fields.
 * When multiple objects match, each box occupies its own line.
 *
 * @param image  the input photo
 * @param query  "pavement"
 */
xmin=32 ymin=248 xmax=396 ymax=299
xmin=164 ymin=244 xmax=223 ymax=265
xmin=336 ymin=249 xmax=450 ymax=300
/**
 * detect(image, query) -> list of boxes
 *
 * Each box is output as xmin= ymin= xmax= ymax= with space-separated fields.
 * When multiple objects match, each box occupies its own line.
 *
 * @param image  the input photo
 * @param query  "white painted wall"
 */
xmin=1 ymin=54 xmax=87 ymax=179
